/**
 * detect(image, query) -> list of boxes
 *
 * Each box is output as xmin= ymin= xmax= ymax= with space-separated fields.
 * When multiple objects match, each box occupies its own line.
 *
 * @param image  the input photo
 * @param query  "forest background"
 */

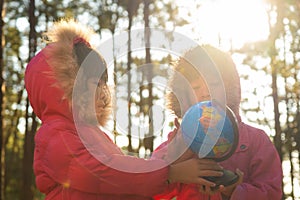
xmin=0 ymin=0 xmax=299 ymax=199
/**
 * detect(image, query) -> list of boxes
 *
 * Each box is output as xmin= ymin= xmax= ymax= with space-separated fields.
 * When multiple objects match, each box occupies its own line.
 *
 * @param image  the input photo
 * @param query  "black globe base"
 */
xmin=205 ymin=169 xmax=239 ymax=190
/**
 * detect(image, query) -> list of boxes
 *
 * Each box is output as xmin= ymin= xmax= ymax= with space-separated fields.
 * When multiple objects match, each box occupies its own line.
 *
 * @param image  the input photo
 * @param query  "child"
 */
xmin=25 ymin=19 xmax=223 ymax=200
xmin=154 ymin=45 xmax=283 ymax=200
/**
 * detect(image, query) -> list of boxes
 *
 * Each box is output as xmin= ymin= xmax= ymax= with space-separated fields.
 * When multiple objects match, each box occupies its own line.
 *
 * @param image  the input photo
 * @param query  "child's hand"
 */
xmin=166 ymin=118 xmax=180 ymax=141
xmin=219 ymin=169 xmax=244 ymax=197
xmin=168 ymin=158 xmax=224 ymax=187
xmin=198 ymin=184 xmax=220 ymax=196
xmin=198 ymin=168 xmax=244 ymax=197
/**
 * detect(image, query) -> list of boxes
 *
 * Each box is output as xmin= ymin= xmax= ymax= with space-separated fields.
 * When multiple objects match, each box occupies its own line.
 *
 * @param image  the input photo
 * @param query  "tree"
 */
xmin=22 ymin=1 xmax=38 ymax=199
xmin=0 ymin=0 xmax=5 ymax=199
xmin=94 ymin=0 xmax=120 ymax=143
xmin=237 ymin=0 xmax=300 ymax=199
xmin=117 ymin=0 xmax=141 ymax=153
xmin=142 ymin=0 xmax=154 ymax=152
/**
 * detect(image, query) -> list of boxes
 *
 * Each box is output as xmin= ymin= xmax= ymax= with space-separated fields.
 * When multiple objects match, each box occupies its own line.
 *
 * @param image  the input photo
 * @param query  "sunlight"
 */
xmin=178 ymin=0 xmax=269 ymax=50
xmin=216 ymin=0 xmax=269 ymax=47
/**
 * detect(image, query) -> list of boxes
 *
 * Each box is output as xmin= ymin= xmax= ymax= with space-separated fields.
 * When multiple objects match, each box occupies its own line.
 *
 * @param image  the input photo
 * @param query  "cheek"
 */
xmin=195 ymin=86 xmax=210 ymax=101
xmin=211 ymin=87 xmax=226 ymax=101
xmin=95 ymin=87 xmax=102 ymax=100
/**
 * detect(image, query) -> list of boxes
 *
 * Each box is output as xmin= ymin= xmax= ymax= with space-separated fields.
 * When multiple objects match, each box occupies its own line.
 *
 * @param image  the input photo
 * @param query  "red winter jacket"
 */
xmin=25 ymin=46 xmax=169 ymax=200
xmin=153 ymin=121 xmax=283 ymax=200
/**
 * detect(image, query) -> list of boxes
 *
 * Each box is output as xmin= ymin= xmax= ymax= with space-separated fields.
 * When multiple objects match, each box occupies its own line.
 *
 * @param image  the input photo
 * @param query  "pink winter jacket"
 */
xmin=25 ymin=47 xmax=169 ymax=200
xmin=154 ymin=121 xmax=283 ymax=200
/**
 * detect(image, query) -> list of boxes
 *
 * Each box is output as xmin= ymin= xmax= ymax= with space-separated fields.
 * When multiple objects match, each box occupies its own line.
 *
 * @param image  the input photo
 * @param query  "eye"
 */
xmin=193 ymin=86 xmax=202 ymax=90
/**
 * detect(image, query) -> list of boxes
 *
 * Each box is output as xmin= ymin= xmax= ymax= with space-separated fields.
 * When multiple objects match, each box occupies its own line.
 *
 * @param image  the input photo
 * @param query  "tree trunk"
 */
xmin=0 ymin=0 xmax=5 ymax=199
xmin=143 ymin=0 xmax=154 ymax=153
xmin=22 ymin=0 xmax=38 ymax=199
xmin=127 ymin=5 xmax=133 ymax=153
xmin=268 ymin=0 xmax=283 ymax=161
xmin=267 ymin=1 xmax=284 ymax=199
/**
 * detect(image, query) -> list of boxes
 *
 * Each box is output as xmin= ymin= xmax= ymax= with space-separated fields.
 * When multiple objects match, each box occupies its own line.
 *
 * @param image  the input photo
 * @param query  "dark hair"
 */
xmin=73 ymin=43 xmax=108 ymax=82
xmin=72 ymin=42 xmax=112 ymax=126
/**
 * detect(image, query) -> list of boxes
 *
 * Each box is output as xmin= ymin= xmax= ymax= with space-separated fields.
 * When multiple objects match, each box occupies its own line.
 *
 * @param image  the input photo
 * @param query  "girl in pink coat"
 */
xmin=154 ymin=45 xmax=283 ymax=200
xmin=25 ymin=19 xmax=224 ymax=200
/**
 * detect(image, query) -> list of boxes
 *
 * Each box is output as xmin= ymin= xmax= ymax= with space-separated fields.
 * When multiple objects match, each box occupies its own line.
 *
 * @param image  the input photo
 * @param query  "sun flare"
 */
xmin=179 ymin=0 xmax=270 ymax=50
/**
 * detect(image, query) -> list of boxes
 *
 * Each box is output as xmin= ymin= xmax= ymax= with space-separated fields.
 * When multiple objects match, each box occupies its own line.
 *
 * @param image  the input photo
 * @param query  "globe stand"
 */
xmin=205 ymin=102 xmax=240 ymax=189
xmin=181 ymin=100 xmax=240 ymax=189
xmin=205 ymin=169 xmax=239 ymax=189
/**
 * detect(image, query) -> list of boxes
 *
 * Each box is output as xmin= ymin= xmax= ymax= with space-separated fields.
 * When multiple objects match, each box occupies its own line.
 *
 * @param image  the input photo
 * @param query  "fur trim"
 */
xmin=43 ymin=19 xmax=112 ymax=126
xmin=166 ymin=45 xmax=241 ymax=117
xmin=43 ymin=19 xmax=94 ymax=101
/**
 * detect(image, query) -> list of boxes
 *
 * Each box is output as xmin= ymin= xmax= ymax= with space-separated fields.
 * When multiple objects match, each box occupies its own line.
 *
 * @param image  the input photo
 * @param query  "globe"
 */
xmin=181 ymin=100 xmax=239 ymax=162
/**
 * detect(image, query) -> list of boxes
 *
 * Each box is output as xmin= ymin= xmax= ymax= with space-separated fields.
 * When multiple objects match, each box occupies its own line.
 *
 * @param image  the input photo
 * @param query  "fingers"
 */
xmin=218 ymin=185 xmax=225 ymax=191
xmin=197 ymin=159 xmax=223 ymax=172
xmin=196 ymin=177 xmax=218 ymax=188
xmin=167 ymin=118 xmax=180 ymax=141
xmin=197 ymin=159 xmax=223 ymax=167
xmin=174 ymin=117 xmax=180 ymax=129
xmin=218 ymin=168 xmax=244 ymax=197
xmin=198 ymin=168 xmax=245 ymax=197
xmin=168 ymin=158 xmax=224 ymax=186
xmin=199 ymin=185 xmax=205 ymax=193
xmin=235 ymin=168 xmax=244 ymax=184
xmin=168 ymin=129 xmax=177 ymax=141
xmin=236 ymin=168 xmax=243 ymax=177
xmin=198 ymin=184 xmax=218 ymax=195
xmin=193 ymin=159 xmax=224 ymax=178
xmin=198 ymin=169 xmax=224 ymax=177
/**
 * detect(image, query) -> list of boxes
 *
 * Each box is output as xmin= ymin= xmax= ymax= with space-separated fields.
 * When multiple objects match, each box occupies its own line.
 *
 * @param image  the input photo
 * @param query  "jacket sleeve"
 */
xmin=41 ymin=126 xmax=169 ymax=197
xmin=151 ymin=129 xmax=183 ymax=199
xmin=229 ymin=129 xmax=283 ymax=200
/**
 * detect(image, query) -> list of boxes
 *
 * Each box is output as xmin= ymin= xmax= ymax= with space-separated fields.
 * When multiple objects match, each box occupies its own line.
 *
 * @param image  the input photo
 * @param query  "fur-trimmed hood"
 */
xmin=25 ymin=46 xmax=73 ymax=122
xmin=166 ymin=45 xmax=241 ymax=121
xmin=42 ymin=19 xmax=94 ymax=103
xmin=25 ymin=19 xmax=111 ymax=126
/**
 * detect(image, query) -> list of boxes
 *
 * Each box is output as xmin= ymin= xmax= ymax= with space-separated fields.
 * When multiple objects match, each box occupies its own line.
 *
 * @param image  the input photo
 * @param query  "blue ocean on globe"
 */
xmin=181 ymin=101 xmax=235 ymax=159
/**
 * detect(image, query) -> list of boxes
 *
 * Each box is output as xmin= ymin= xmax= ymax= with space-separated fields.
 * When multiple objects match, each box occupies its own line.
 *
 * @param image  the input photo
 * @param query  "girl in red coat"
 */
xmin=153 ymin=45 xmax=283 ymax=200
xmin=25 ymin=19 xmax=224 ymax=200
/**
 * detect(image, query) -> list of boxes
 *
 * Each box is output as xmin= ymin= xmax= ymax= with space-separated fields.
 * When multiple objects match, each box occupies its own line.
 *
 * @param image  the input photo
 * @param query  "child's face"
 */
xmin=86 ymin=76 xmax=111 ymax=125
xmin=190 ymin=78 xmax=209 ymax=102
xmin=190 ymin=77 xmax=225 ymax=103
xmin=87 ymin=77 xmax=108 ymax=102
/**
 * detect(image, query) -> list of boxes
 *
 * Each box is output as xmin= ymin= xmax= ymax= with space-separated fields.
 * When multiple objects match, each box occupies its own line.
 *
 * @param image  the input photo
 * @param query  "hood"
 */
xmin=25 ymin=47 xmax=73 ymax=122
xmin=25 ymin=19 xmax=95 ymax=123
xmin=166 ymin=45 xmax=241 ymax=121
